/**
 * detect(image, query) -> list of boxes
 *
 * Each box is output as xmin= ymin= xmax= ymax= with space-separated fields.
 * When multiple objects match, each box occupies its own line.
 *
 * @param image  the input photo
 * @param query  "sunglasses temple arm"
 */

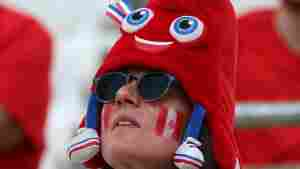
xmin=182 ymin=104 xmax=206 ymax=141
xmin=85 ymin=93 xmax=101 ymax=130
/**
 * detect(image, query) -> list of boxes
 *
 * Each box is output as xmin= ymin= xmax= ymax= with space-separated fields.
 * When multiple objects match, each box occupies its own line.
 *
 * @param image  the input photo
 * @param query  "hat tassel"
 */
xmin=174 ymin=104 xmax=206 ymax=169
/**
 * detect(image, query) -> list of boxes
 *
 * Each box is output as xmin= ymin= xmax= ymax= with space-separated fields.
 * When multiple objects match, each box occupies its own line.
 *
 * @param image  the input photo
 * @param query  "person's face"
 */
xmin=101 ymin=69 xmax=193 ymax=169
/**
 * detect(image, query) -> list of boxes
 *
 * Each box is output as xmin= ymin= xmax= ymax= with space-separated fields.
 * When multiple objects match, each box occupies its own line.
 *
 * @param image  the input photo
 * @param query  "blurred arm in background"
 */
xmin=0 ymin=106 xmax=24 ymax=152
xmin=235 ymin=0 xmax=300 ymax=168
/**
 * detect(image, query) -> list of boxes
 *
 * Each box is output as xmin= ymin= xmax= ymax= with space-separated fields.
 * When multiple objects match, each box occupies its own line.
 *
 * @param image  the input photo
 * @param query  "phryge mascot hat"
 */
xmin=66 ymin=0 xmax=240 ymax=169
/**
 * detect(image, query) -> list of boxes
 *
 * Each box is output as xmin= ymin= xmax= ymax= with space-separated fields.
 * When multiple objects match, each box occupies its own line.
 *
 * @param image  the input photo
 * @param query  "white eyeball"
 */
xmin=170 ymin=16 xmax=205 ymax=43
xmin=122 ymin=8 xmax=154 ymax=33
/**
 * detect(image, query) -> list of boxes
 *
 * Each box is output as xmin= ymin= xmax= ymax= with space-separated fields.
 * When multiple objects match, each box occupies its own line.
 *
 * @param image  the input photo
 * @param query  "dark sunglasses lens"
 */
xmin=139 ymin=74 xmax=171 ymax=101
xmin=96 ymin=73 xmax=127 ymax=102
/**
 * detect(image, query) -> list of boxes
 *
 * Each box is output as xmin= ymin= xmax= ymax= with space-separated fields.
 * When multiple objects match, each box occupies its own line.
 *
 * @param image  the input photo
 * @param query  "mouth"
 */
xmin=134 ymin=35 xmax=174 ymax=53
xmin=112 ymin=115 xmax=141 ymax=130
xmin=134 ymin=35 xmax=174 ymax=46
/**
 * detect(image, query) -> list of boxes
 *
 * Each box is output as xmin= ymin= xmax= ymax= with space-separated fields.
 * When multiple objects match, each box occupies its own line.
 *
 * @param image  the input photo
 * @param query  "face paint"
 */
xmin=102 ymin=105 xmax=113 ymax=131
xmin=172 ymin=111 xmax=185 ymax=140
xmin=155 ymin=105 xmax=168 ymax=136
xmin=163 ymin=110 xmax=184 ymax=140
xmin=155 ymin=105 xmax=185 ymax=140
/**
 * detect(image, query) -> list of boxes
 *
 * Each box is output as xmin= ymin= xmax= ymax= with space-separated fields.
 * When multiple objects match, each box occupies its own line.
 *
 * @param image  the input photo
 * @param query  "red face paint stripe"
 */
xmin=155 ymin=105 xmax=168 ymax=136
xmin=172 ymin=112 xmax=184 ymax=140
xmin=102 ymin=105 xmax=113 ymax=130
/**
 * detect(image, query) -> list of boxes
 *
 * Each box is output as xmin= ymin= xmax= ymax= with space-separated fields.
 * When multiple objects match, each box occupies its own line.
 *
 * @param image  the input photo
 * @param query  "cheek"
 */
xmin=154 ymin=105 xmax=185 ymax=141
xmin=101 ymin=105 xmax=113 ymax=131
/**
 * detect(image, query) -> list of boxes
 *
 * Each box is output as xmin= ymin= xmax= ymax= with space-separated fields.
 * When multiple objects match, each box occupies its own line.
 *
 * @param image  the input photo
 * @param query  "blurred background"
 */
xmin=0 ymin=0 xmax=282 ymax=169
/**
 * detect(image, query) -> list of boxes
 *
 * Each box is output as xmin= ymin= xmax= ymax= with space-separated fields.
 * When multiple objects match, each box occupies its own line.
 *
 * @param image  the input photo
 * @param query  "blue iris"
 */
xmin=174 ymin=16 xmax=198 ymax=35
xmin=126 ymin=9 xmax=150 ymax=25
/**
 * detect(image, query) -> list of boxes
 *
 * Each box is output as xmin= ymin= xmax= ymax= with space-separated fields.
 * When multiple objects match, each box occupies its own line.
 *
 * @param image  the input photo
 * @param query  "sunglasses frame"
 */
xmin=94 ymin=71 xmax=178 ymax=103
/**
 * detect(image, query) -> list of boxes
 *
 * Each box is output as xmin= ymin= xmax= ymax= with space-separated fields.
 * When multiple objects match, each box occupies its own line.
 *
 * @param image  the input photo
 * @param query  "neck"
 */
xmin=276 ymin=3 xmax=300 ymax=54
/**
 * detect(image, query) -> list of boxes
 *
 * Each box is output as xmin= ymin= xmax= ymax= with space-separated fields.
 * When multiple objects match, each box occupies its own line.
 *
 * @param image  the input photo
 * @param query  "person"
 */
xmin=66 ymin=0 xmax=241 ymax=169
xmin=235 ymin=0 xmax=300 ymax=167
xmin=0 ymin=5 xmax=52 ymax=169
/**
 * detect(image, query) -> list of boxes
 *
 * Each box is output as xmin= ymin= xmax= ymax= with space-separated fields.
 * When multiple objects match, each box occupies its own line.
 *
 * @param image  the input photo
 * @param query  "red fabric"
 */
xmin=0 ymin=6 xmax=52 ymax=169
xmin=236 ymin=9 xmax=300 ymax=164
xmin=90 ymin=0 xmax=240 ymax=169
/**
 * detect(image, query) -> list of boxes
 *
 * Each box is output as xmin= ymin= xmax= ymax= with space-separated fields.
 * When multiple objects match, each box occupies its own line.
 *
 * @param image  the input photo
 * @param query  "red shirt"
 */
xmin=0 ymin=6 xmax=52 ymax=169
xmin=236 ymin=9 xmax=300 ymax=165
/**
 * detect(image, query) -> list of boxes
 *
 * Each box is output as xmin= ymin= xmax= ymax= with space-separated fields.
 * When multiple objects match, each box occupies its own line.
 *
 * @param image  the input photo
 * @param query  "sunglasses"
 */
xmin=94 ymin=71 xmax=179 ymax=103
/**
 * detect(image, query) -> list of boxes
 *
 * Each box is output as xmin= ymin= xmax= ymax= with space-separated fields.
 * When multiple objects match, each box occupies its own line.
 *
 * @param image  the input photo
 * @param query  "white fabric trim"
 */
xmin=236 ymin=102 xmax=300 ymax=118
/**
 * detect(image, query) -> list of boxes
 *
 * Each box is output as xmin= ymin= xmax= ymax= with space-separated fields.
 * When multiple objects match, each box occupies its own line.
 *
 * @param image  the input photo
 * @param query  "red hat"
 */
xmin=88 ymin=0 xmax=240 ymax=169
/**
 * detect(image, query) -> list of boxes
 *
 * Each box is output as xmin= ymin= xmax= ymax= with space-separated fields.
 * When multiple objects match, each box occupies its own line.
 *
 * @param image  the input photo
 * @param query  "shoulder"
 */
xmin=238 ymin=9 xmax=276 ymax=44
xmin=238 ymin=9 xmax=276 ymax=42
xmin=239 ymin=9 xmax=275 ymax=30
xmin=235 ymin=9 xmax=278 ymax=100
xmin=239 ymin=9 xmax=275 ymax=23
xmin=237 ymin=9 xmax=277 ymax=58
xmin=0 ymin=5 xmax=52 ymax=65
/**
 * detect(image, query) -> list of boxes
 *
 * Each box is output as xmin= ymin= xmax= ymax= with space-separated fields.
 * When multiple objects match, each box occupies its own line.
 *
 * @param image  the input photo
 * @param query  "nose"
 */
xmin=114 ymin=81 xmax=141 ymax=106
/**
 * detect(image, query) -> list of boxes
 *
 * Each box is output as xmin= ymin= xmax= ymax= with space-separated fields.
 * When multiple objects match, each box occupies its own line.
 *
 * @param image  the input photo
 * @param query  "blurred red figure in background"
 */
xmin=236 ymin=0 xmax=300 ymax=166
xmin=0 ymin=5 xmax=52 ymax=169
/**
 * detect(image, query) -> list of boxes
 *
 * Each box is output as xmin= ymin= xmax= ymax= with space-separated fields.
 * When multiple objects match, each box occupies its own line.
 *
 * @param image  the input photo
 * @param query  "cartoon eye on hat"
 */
xmin=122 ymin=8 xmax=154 ymax=33
xmin=170 ymin=16 xmax=205 ymax=43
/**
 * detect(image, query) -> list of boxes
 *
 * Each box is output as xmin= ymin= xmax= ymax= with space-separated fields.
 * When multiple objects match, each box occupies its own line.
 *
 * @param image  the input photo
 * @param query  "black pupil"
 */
xmin=179 ymin=19 xmax=192 ymax=29
xmin=132 ymin=11 xmax=144 ymax=20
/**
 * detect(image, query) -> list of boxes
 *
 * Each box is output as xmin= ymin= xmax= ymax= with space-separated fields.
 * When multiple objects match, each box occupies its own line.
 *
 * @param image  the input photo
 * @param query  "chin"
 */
xmin=102 ymin=135 xmax=179 ymax=169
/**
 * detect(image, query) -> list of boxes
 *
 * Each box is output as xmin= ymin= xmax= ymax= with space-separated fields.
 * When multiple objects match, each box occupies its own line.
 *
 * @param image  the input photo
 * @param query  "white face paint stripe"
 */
xmin=236 ymin=102 xmax=300 ymax=117
xmin=163 ymin=110 xmax=178 ymax=138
